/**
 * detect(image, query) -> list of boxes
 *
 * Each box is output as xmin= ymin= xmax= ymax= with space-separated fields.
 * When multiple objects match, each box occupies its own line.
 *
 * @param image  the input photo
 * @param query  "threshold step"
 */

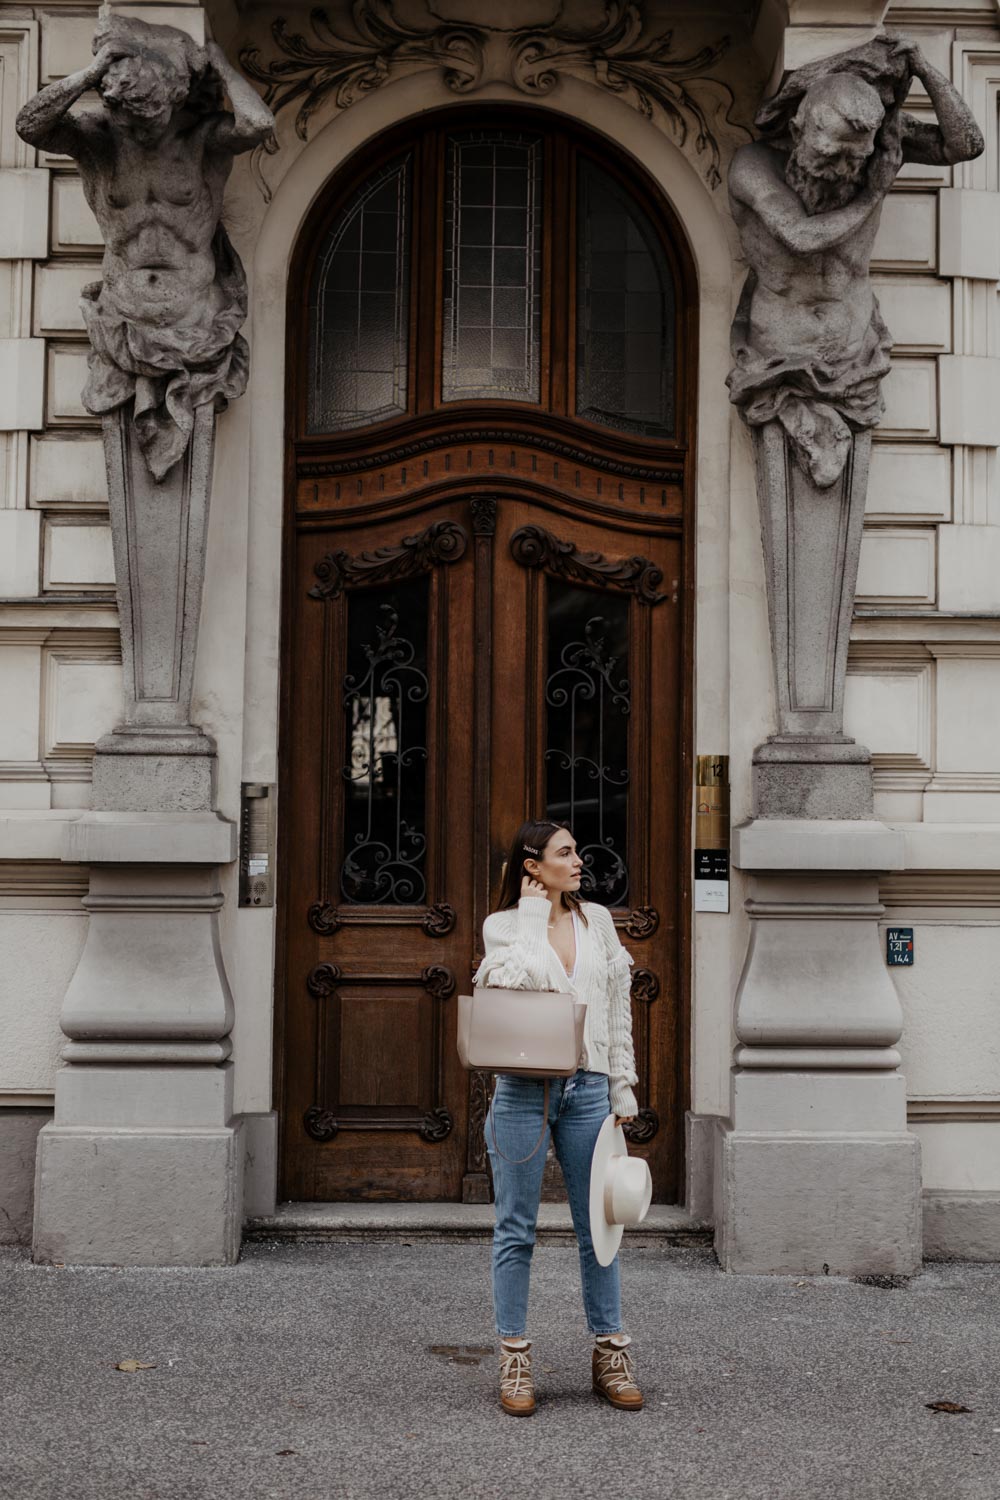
xmin=245 ymin=1202 xmax=713 ymax=1245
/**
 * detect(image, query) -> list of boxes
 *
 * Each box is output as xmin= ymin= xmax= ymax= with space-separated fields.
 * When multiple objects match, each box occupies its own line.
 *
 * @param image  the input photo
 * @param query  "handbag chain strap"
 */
xmin=487 ymin=1078 xmax=550 ymax=1165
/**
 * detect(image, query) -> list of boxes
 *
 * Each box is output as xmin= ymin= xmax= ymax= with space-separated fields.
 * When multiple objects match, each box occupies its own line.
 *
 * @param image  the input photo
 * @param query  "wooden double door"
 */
xmin=277 ymin=110 xmax=691 ymax=1203
xmin=280 ymin=488 xmax=685 ymax=1202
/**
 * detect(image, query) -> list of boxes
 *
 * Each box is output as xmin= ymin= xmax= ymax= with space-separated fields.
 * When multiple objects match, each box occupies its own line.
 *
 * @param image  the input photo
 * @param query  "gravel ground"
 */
xmin=2 ymin=1238 xmax=999 ymax=1500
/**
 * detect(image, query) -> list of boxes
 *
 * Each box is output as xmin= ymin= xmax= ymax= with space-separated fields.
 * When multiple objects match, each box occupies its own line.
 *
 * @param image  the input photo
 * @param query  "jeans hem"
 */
xmin=497 ymin=1330 xmax=528 ymax=1341
xmin=590 ymin=1327 xmax=625 ymax=1337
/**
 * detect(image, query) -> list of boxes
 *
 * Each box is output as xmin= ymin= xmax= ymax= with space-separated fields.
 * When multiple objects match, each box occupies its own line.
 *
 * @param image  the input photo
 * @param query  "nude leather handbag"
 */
xmin=457 ymin=984 xmax=586 ymax=1079
xmin=457 ymin=985 xmax=587 ymax=1164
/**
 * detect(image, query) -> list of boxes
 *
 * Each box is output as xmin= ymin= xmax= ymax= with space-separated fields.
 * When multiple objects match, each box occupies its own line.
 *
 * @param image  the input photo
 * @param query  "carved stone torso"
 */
xmin=729 ymin=142 xmax=882 ymax=365
xmin=80 ymin=115 xmax=232 ymax=320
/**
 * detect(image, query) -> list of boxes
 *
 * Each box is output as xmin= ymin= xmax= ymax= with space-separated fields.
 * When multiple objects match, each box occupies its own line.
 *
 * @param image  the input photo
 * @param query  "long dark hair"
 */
xmin=495 ymin=819 xmax=588 ymax=925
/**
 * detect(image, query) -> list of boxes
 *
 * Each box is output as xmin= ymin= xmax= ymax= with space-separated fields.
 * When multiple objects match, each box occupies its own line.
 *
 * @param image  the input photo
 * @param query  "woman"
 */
xmin=474 ymin=818 xmax=643 ymax=1417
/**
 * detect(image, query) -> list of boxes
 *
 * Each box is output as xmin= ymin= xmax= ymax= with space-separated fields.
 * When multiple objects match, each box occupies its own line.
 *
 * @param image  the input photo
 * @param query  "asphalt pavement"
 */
xmin=2 ymin=1238 xmax=999 ymax=1500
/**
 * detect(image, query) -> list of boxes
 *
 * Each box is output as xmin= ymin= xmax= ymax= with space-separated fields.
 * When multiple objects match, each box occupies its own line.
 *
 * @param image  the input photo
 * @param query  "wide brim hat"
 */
xmin=589 ymin=1114 xmax=653 ymax=1267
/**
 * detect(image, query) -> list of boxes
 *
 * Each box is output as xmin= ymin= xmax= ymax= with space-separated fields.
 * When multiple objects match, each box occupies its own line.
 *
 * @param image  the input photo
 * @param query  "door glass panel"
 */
xmin=308 ymin=156 xmax=411 ymax=433
xmin=340 ymin=577 xmax=429 ymax=903
xmin=576 ymin=160 xmax=675 ymax=438
xmin=545 ymin=579 xmax=630 ymax=906
xmin=442 ymin=131 xmax=542 ymax=404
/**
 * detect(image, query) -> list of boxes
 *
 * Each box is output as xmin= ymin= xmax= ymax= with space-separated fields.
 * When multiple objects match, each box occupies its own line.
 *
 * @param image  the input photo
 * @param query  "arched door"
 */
xmin=278 ymin=110 xmax=693 ymax=1204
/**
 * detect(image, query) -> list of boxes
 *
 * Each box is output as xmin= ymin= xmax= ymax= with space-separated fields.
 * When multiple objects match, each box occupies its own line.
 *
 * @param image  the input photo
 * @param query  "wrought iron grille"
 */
xmin=340 ymin=579 xmax=429 ymax=903
xmin=544 ymin=579 xmax=631 ymax=905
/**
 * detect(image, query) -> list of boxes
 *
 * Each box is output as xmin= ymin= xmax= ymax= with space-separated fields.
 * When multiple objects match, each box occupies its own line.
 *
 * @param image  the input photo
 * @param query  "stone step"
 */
xmin=245 ymin=1202 xmax=714 ymax=1246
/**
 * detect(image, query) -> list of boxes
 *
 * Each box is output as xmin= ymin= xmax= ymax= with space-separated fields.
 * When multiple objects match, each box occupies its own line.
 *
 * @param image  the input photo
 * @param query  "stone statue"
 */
xmin=727 ymin=35 xmax=983 ymax=488
xmin=16 ymin=14 xmax=274 ymax=481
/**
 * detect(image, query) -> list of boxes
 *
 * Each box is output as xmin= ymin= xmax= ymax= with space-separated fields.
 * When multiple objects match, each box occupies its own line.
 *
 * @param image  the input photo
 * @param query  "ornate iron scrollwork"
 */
xmin=307 ymin=901 xmax=342 ymax=935
xmin=423 ymin=901 xmax=457 ymax=937
xmin=341 ymin=604 xmax=429 ymax=905
xmin=309 ymin=519 xmax=468 ymax=600
xmin=631 ymin=968 xmax=660 ymax=1003
xmin=419 ymin=1107 xmax=454 ymax=1143
xmin=304 ymin=1105 xmax=339 ymax=1142
xmin=545 ymin=609 xmax=631 ymax=905
xmin=623 ymin=1107 xmax=659 ymax=1144
xmin=510 ymin=523 xmax=667 ymax=604
xmin=624 ymin=905 xmax=659 ymax=939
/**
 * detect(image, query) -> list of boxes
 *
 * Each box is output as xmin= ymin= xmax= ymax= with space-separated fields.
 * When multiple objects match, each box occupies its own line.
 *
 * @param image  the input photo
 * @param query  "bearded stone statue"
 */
xmin=16 ymin=14 xmax=274 ymax=481
xmin=727 ymin=35 xmax=983 ymax=489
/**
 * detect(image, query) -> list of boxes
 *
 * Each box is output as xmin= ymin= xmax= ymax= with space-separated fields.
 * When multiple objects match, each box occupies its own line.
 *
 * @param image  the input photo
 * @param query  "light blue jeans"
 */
xmin=486 ymin=1069 xmax=623 ymax=1339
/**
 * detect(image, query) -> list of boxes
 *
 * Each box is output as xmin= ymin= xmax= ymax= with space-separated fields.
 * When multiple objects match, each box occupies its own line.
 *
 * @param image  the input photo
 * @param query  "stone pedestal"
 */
xmin=752 ymin=422 xmax=873 ymax=819
xmin=32 ymin=813 xmax=243 ymax=1266
xmin=92 ymin=403 xmax=217 ymax=814
xmin=715 ymin=819 xmax=922 ymax=1275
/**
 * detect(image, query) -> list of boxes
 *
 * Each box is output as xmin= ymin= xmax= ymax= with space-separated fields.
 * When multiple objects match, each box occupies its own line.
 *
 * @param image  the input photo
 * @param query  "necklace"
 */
xmin=547 ymin=911 xmax=572 ymax=929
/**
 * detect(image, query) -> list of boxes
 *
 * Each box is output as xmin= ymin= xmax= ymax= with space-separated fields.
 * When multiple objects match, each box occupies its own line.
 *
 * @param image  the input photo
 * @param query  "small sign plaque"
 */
xmin=886 ymin=927 xmax=914 ymax=966
xmin=695 ymin=848 xmax=729 ymax=914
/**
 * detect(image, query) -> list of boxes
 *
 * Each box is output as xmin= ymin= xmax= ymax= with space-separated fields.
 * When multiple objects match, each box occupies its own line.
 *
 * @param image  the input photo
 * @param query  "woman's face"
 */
xmin=526 ymin=828 xmax=583 ymax=895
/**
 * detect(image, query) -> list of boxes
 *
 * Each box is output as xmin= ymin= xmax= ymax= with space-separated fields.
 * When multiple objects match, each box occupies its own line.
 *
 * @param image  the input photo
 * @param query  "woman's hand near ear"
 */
xmin=520 ymin=874 xmax=548 ymax=901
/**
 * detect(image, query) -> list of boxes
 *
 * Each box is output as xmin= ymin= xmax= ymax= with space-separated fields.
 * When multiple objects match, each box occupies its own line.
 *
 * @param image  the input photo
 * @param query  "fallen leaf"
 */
xmin=275 ymin=1449 xmax=297 ymax=1457
xmin=926 ymin=1401 xmax=972 ymax=1414
xmin=114 ymin=1360 xmax=156 ymax=1373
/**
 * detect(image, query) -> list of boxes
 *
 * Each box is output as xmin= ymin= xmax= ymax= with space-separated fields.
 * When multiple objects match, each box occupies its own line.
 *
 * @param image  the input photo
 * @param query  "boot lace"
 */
xmin=596 ymin=1343 xmax=638 ymax=1396
xmin=499 ymin=1346 xmax=533 ymax=1398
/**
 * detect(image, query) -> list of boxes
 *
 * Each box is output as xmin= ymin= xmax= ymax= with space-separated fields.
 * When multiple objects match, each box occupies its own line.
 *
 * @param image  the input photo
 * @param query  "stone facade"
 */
xmin=1 ymin=0 xmax=999 ymax=1267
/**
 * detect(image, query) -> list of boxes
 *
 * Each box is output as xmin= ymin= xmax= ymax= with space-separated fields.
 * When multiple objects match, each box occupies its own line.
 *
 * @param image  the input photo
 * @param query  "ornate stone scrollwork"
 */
xmin=510 ymin=523 xmax=666 ymax=605
xmin=309 ymin=519 xmax=468 ymax=601
xmin=421 ymin=964 xmax=457 ymax=1000
xmin=239 ymin=2 xmax=746 ymax=200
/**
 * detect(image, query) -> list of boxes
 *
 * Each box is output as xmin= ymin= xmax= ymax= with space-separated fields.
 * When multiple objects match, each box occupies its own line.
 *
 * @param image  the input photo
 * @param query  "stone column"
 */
xmin=716 ymin=820 xmax=921 ymax=1275
xmin=17 ymin=6 xmax=274 ymax=1264
xmin=719 ymin=35 xmax=982 ymax=1274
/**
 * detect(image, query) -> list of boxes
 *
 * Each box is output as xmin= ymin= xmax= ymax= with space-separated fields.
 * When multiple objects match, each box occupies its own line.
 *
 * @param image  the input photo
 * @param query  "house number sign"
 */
xmin=886 ymin=927 xmax=914 ymax=967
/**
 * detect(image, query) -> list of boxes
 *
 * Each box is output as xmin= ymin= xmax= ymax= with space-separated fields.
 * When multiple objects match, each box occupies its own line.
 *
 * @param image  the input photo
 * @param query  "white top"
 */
xmin=473 ymin=896 xmax=639 ymax=1119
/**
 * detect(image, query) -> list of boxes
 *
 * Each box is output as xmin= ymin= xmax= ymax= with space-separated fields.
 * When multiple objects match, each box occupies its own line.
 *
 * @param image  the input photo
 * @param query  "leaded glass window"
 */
xmin=545 ymin=579 xmax=630 ymax=906
xmin=576 ymin=160 xmax=675 ymax=438
xmin=340 ymin=578 xmax=429 ymax=904
xmin=308 ymin=156 xmax=411 ymax=433
xmin=442 ymin=132 xmax=542 ymax=404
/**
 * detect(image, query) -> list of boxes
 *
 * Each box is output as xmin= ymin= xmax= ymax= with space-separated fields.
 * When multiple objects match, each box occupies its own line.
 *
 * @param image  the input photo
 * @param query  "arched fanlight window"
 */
xmin=303 ymin=123 xmax=681 ymax=440
xmin=307 ymin=155 xmax=411 ymax=433
xmin=576 ymin=159 xmax=676 ymax=438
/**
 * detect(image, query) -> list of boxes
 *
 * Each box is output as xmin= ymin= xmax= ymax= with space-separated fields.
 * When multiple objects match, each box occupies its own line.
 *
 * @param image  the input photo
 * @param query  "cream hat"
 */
xmin=589 ymin=1114 xmax=653 ymax=1266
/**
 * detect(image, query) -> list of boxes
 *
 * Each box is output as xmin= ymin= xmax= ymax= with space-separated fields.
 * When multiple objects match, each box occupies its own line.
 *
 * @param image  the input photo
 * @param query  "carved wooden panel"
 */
xmin=304 ymin=966 xmax=456 ymax=1143
xmin=297 ymin=432 xmax=683 ymax=520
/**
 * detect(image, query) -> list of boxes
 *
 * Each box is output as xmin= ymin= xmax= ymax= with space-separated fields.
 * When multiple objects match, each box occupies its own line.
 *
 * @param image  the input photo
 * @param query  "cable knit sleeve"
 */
xmin=599 ymin=909 xmax=639 ymax=1119
xmin=472 ymin=898 xmax=553 ymax=991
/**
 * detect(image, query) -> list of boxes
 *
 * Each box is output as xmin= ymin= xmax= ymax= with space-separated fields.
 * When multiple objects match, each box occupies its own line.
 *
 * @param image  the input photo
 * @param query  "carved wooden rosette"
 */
xmin=303 ymin=963 xmax=456 ymax=1142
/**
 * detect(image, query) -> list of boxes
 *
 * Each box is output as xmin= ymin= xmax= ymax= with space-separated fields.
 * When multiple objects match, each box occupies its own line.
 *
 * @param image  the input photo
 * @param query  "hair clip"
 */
xmin=522 ymin=843 xmax=540 ymax=856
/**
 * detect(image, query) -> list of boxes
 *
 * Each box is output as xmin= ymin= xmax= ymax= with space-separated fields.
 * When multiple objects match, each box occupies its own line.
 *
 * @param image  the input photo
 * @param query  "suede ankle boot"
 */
xmin=593 ymin=1333 xmax=643 ymax=1410
xmin=499 ymin=1338 xmax=536 ymax=1416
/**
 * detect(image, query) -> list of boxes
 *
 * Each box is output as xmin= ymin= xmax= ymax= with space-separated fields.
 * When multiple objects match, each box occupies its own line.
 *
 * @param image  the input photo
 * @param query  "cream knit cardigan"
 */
xmin=473 ymin=896 xmax=639 ymax=1119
